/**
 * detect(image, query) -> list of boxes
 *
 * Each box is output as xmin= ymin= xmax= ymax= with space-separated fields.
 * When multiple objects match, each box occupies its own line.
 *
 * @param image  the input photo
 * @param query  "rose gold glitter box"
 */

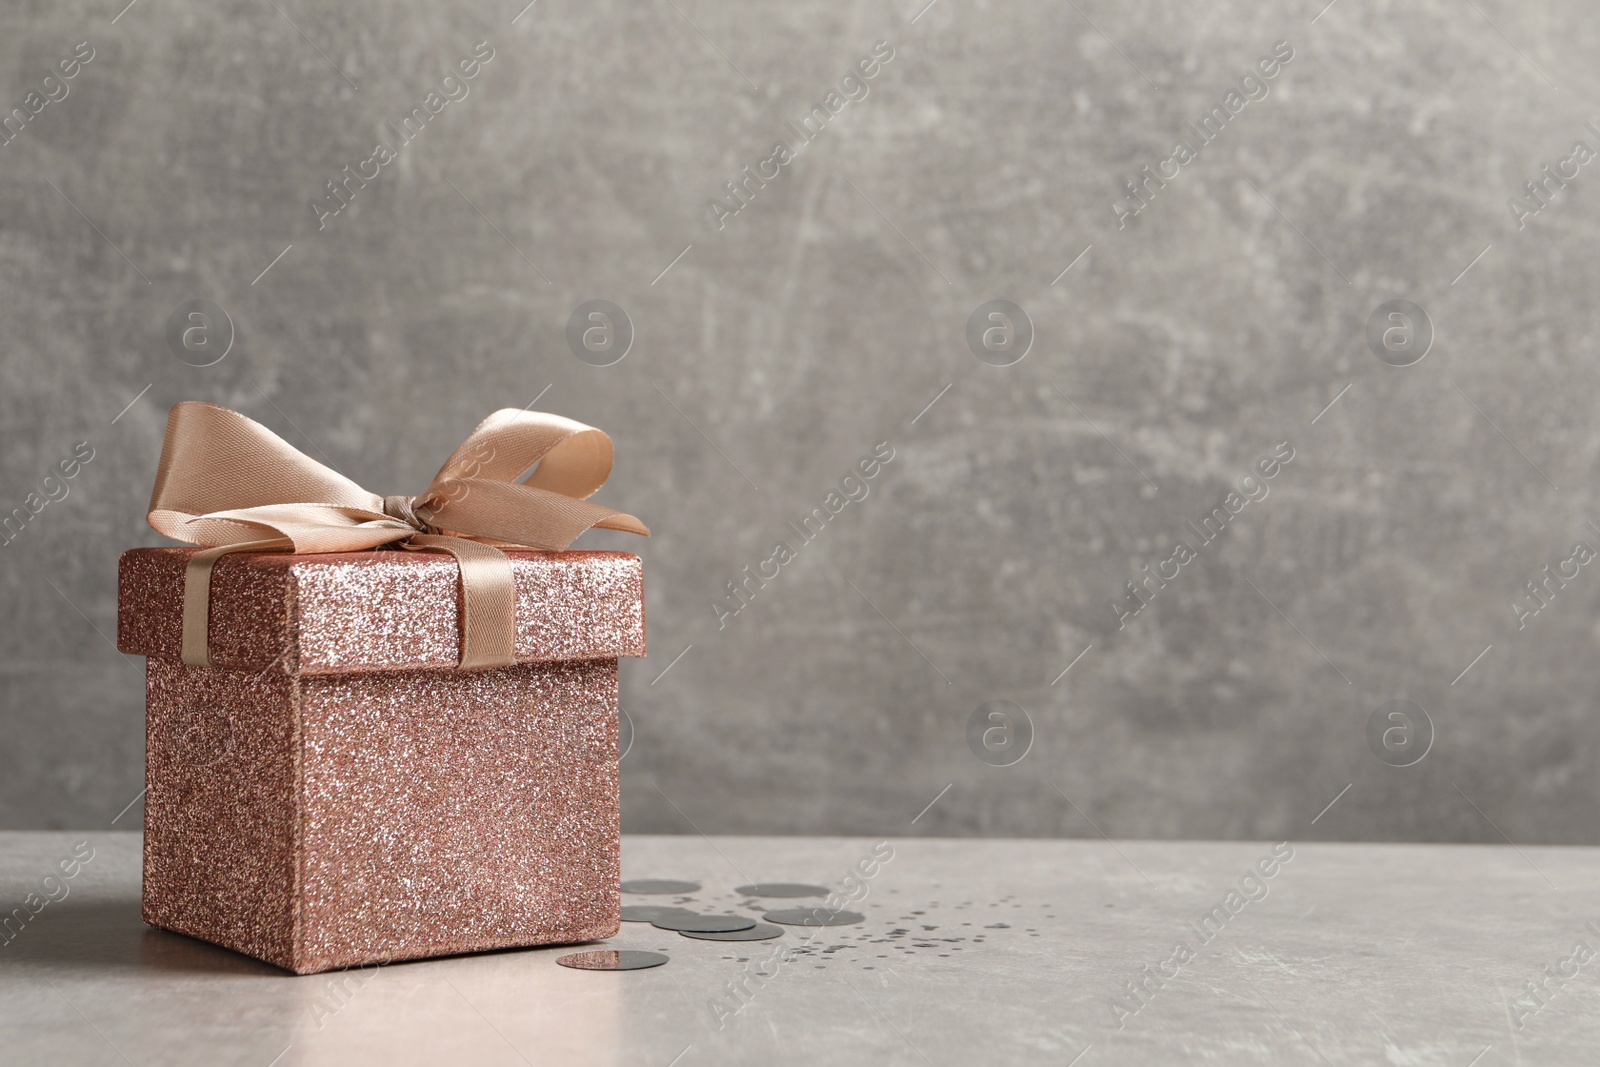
xmin=115 ymin=546 xmax=644 ymax=974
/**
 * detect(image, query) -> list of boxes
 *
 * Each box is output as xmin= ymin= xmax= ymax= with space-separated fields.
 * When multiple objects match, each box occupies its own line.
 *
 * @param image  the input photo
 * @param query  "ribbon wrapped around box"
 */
xmin=116 ymin=402 xmax=647 ymax=974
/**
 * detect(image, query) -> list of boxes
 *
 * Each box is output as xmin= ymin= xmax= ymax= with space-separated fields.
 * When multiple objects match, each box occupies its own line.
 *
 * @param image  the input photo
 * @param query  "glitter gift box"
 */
xmin=116 ymin=545 xmax=644 ymax=975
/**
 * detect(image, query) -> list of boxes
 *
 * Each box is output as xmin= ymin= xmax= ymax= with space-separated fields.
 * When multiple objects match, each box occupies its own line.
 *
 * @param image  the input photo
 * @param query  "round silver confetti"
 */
xmin=679 ymin=922 xmax=785 ymax=942
xmin=621 ymin=879 xmax=702 ymax=895
xmin=651 ymin=914 xmax=756 ymax=933
xmin=621 ymin=905 xmax=698 ymax=923
xmin=556 ymin=949 xmax=669 ymax=971
xmin=763 ymin=907 xmax=865 ymax=927
xmin=734 ymin=883 xmax=829 ymax=898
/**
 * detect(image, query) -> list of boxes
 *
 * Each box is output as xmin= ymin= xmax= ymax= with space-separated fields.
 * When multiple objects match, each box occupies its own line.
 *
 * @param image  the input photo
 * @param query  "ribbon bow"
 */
xmin=148 ymin=401 xmax=648 ymax=670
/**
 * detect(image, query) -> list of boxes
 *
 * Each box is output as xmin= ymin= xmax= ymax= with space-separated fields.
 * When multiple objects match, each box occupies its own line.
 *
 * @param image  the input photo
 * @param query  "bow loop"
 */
xmin=431 ymin=408 xmax=617 ymax=500
xmin=148 ymin=401 xmax=647 ymax=670
xmin=149 ymin=402 xmax=381 ymax=538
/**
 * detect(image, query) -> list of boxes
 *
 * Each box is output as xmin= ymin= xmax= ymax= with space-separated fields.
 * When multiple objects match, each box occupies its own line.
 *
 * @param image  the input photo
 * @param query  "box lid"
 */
xmin=117 ymin=547 xmax=644 ymax=675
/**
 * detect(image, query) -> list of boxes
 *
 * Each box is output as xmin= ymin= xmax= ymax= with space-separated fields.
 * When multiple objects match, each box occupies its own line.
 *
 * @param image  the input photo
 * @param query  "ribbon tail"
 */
xmin=182 ymin=538 xmax=292 ymax=666
xmin=408 ymin=534 xmax=517 ymax=670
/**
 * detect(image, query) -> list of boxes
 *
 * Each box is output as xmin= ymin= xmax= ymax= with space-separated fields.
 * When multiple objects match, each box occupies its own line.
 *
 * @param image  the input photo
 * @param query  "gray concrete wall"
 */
xmin=3 ymin=0 xmax=1597 ymax=843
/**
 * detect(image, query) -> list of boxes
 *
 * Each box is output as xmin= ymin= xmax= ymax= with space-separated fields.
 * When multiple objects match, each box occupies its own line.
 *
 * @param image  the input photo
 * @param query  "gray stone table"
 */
xmin=2 ymin=832 xmax=1597 ymax=1065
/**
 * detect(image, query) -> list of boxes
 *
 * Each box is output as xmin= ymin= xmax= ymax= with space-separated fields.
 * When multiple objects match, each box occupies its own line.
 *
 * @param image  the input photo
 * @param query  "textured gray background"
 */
xmin=2 ymin=0 xmax=1596 ymax=844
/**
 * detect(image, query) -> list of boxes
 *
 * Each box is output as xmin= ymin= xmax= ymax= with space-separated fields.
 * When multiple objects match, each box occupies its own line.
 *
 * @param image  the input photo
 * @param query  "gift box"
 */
xmin=116 ymin=402 xmax=648 ymax=974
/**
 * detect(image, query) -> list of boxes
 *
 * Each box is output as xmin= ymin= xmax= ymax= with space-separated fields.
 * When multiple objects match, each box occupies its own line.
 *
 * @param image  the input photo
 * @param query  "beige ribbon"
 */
xmin=147 ymin=401 xmax=648 ymax=670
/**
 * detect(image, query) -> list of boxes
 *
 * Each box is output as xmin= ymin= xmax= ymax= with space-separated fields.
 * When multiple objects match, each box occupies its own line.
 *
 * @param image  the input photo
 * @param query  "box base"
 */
xmin=142 ymin=658 xmax=622 ymax=974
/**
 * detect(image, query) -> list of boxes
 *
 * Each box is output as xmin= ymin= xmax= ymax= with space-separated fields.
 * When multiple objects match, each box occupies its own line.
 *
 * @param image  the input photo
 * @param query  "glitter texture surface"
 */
xmin=117 ymin=547 xmax=645 ymax=674
xmin=119 ymin=546 xmax=641 ymax=974
xmin=297 ymin=660 xmax=621 ymax=972
xmin=141 ymin=658 xmax=298 ymax=968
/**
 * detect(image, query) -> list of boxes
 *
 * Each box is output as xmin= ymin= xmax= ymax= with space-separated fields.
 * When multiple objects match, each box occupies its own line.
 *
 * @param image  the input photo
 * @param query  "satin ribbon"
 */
xmin=147 ymin=401 xmax=648 ymax=670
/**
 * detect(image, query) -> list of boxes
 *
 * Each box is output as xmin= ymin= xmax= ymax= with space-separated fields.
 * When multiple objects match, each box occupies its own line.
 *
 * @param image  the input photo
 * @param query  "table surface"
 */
xmin=2 ymin=832 xmax=1598 ymax=1066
